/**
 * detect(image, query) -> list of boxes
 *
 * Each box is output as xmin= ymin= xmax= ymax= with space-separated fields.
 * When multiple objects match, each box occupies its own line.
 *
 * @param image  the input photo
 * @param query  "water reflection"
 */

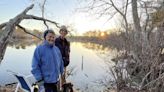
xmin=81 ymin=42 xmax=117 ymax=64
xmin=8 ymin=38 xmax=41 ymax=49
xmin=80 ymin=42 xmax=117 ymax=91
xmin=77 ymin=42 xmax=117 ymax=91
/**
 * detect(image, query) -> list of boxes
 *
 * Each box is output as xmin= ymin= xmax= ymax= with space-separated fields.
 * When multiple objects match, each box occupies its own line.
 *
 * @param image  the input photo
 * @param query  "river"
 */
xmin=0 ymin=41 xmax=115 ymax=92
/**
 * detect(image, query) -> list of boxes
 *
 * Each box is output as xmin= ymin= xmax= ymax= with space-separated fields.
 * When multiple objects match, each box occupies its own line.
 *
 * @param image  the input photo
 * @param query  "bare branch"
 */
xmin=17 ymin=24 xmax=42 ymax=40
xmin=109 ymin=0 xmax=129 ymax=33
xmin=41 ymin=0 xmax=49 ymax=29
xmin=139 ymin=70 xmax=152 ymax=89
xmin=103 ymin=11 xmax=117 ymax=25
xmin=90 ymin=3 xmax=109 ymax=10
xmin=109 ymin=0 xmax=125 ymax=17
xmin=41 ymin=0 xmax=47 ymax=18
xmin=96 ymin=6 xmax=113 ymax=18
xmin=25 ymin=14 xmax=60 ymax=28
xmin=21 ymin=4 xmax=34 ymax=14
xmin=124 ymin=0 xmax=129 ymax=16
xmin=141 ymin=73 xmax=164 ymax=90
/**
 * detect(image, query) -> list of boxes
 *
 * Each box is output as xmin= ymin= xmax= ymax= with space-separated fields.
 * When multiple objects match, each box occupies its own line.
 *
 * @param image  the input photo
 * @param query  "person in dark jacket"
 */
xmin=31 ymin=29 xmax=64 ymax=92
xmin=55 ymin=25 xmax=70 ymax=83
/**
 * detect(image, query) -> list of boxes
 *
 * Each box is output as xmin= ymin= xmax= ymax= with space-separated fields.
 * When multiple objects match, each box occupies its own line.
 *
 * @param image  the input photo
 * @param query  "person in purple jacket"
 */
xmin=31 ymin=29 xmax=64 ymax=92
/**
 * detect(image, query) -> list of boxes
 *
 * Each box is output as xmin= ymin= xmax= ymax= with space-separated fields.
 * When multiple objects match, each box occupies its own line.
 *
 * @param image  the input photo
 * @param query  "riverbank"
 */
xmin=0 ymin=86 xmax=140 ymax=92
xmin=0 ymin=84 xmax=23 ymax=92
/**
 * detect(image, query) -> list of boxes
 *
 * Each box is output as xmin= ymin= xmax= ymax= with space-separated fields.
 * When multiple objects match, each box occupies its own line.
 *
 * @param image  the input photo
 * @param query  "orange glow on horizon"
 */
xmin=100 ymin=32 xmax=105 ymax=37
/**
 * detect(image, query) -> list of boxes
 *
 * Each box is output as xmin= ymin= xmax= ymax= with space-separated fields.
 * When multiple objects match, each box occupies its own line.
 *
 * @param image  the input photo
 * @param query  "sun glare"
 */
xmin=69 ymin=13 xmax=115 ymax=36
xmin=100 ymin=32 xmax=105 ymax=37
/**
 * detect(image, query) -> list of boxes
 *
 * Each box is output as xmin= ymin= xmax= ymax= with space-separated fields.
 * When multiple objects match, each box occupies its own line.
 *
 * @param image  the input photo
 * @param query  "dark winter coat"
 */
xmin=55 ymin=36 xmax=70 ymax=67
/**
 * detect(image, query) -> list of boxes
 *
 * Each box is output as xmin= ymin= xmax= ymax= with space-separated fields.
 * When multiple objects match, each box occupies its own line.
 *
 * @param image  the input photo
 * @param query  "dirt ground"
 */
xmin=0 ymin=85 xmax=143 ymax=92
xmin=0 ymin=84 xmax=23 ymax=92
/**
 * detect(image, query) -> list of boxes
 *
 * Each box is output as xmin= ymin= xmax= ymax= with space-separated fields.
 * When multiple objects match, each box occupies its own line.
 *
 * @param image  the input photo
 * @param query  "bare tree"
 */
xmin=82 ymin=0 xmax=164 ymax=91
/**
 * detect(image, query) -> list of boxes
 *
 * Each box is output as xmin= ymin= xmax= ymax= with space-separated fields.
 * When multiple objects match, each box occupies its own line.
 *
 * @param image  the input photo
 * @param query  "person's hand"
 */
xmin=32 ymin=84 xmax=39 ymax=92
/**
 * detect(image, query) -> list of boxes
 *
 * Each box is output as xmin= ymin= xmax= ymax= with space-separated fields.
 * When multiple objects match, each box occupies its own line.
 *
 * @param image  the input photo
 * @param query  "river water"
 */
xmin=0 ymin=41 xmax=115 ymax=92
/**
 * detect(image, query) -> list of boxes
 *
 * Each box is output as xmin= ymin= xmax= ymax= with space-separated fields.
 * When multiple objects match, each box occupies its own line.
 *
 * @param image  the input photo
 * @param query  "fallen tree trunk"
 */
xmin=0 ymin=4 xmax=59 ymax=62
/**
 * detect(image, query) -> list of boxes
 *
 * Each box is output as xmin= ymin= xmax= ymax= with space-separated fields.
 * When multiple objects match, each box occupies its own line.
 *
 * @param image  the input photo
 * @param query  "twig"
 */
xmin=140 ymin=72 xmax=164 ymax=90
xmin=25 ymin=14 xmax=60 ymax=28
xmin=139 ymin=70 xmax=152 ymax=89
xmin=17 ymin=25 xmax=42 ymax=40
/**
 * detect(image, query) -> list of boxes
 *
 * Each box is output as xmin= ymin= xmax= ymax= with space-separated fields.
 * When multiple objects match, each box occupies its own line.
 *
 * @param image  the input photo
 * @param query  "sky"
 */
xmin=0 ymin=0 xmax=117 ymax=35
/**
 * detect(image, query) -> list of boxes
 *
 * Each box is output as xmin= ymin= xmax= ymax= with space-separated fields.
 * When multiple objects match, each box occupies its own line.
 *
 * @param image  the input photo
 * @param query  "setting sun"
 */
xmin=100 ymin=32 xmax=105 ymax=37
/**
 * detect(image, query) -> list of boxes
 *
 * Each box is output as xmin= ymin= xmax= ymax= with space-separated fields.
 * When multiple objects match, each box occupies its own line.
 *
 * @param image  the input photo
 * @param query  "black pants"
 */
xmin=44 ymin=83 xmax=58 ymax=92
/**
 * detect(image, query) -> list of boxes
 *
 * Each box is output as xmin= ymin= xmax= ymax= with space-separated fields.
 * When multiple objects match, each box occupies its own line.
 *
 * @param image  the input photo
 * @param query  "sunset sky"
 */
xmin=0 ymin=0 xmax=117 ymax=35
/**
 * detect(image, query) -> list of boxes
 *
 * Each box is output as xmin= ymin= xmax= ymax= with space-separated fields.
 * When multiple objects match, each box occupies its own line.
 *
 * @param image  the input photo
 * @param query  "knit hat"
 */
xmin=43 ymin=29 xmax=55 ymax=39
